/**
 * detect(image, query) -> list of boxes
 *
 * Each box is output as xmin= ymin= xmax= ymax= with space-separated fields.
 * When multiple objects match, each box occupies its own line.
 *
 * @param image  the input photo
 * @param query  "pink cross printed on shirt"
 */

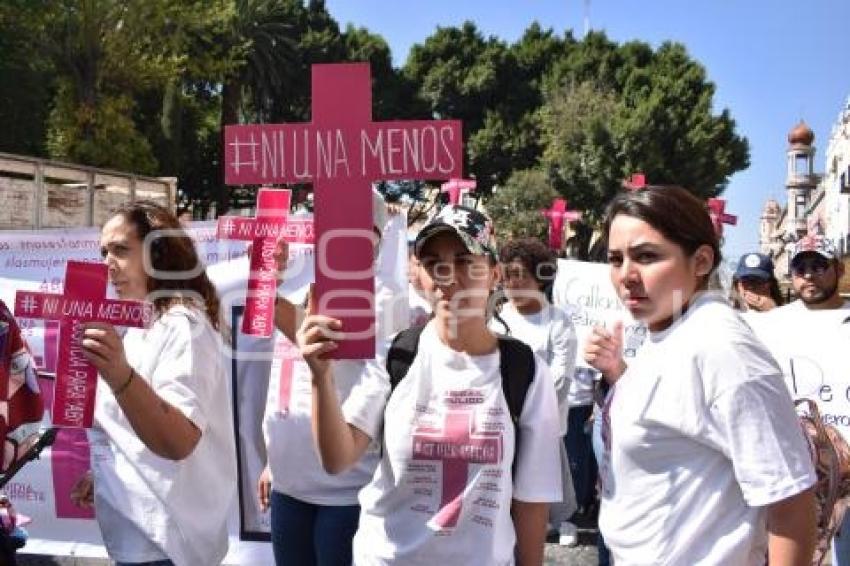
xmin=541 ymin=198 xmax=582 ymax=252
xmin=411 ymin=405 xmax=502 ymax=529
xmin=14 ymin=261 xmax=152 ymax=428
xmin=621 ymin=173 xmax=647 ymax=191
xmin=706 ymin=197 xmax=737 ymax=237
xmin=224 ymin=62 xmax=462 ymax=358
xmin=440 ymin=178 xmax=476 ymax=206
xmin=217 ymin=188 xmax=291 ymax=336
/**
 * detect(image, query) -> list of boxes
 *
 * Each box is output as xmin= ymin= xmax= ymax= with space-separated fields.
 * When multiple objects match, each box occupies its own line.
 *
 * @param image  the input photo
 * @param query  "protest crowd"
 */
xmin=0 ymin=9 xmax=848 ymax=565
xmin=0 ymin=175 xmax=847 ymax=566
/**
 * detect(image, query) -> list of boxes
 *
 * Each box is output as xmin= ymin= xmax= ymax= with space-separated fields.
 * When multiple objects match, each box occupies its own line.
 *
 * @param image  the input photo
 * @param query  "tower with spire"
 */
xmin=785 ymin=120 xmax=818 ymax=239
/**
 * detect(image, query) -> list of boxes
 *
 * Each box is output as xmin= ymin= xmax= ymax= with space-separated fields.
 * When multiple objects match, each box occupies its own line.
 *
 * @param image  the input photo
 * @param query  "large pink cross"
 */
xmin=541 ymin=198 xmax=582 ymax=251
xmin=706 ymin=197 xmax=737 ymax=237
xmin=224 ymin=63 xmax=462 ymax=358
xmin=411 ymin=407 xmax=501 ymax=528
xmin=217 ymin=188 xmax=291 ymax=336
xmin=622 ymin=173 xmax=647 ymax=191
xmin=440 ymin=178 xmax=476 ymax=206
xmin=14 ymin=261 xmax=152 ymax=428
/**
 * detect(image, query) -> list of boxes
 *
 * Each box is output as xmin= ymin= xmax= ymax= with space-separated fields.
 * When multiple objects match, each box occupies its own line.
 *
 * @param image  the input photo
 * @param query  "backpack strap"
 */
xmin=497 ymin=336 xmax=536 ymax=479
xmin=386 ymin=325 xmax=427 ymax=391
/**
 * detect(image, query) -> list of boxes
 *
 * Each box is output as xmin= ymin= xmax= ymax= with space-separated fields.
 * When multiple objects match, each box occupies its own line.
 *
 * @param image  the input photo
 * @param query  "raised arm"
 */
xmin=297 ymin=293 xmax=371 ymax=474
xmin=82 ymin=322 xmax=200 ymax=460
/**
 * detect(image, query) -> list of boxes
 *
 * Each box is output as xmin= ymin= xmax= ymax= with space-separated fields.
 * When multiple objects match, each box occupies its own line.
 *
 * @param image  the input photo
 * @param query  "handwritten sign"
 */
xmin=14 ymin=261 xmax=151 ymax=428
xmin=217 ymin=188 xmax=291 ymax=336
xmin=224 ymin=62 xmax=463 ymax=358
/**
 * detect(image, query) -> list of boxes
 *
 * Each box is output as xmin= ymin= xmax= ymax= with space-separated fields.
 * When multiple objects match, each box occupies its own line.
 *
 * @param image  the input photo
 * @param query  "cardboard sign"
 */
xmin=14 ymin=261 xmax=151 ymax=428
xmin=224 ymin=62 xmax=463 ymax=358
xmin=541 ymin=198 xmax=582 ymax=251
xmin=217 ymin=188 xmax=291 ymax=336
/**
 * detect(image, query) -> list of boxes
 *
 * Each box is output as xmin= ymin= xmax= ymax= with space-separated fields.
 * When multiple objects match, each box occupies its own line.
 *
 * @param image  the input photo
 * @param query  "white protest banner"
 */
xmin=744 ymin=308 xmax=850 ymax=442
xmin=552 ymin=259 xmax=647 ymax=391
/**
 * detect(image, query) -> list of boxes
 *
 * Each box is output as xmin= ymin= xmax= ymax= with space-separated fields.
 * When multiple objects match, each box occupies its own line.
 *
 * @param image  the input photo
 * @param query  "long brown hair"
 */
xmin=110 ymin=200 xmax=221 ymax=331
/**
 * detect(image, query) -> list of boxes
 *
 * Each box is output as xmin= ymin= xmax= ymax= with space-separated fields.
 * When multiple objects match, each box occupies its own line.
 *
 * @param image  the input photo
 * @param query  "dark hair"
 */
xmin=498 ymin=237 xmax=557 ymax=291
xmin=110 ymin=200 xmax=221 ymax=331
xmin=603 ymin=186 xmax=722 ymax=286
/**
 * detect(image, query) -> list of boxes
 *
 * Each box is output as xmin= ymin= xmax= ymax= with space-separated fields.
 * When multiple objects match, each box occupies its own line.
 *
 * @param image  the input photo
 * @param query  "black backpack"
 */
xmin=385 ymin=325 xmax=535 ymax=476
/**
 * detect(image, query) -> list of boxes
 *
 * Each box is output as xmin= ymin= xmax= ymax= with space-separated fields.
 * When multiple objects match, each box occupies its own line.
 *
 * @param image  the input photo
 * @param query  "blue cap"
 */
xmin=734 ymin=253 xmax=775 ymax=281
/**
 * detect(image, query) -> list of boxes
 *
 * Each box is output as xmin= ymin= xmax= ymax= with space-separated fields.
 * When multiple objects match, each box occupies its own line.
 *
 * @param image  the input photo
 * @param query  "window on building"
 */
xmin=795 ymin=154 xmax=810 ymax=177
xmin=795 ymin=194 xmax=807 ymax=219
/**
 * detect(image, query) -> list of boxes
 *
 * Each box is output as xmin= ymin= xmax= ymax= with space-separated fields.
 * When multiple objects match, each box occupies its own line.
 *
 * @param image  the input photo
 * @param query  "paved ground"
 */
xmin=18 ymin=542 xmax=600 ymax=565
xmin=18 ymin=539 xmax=601 ymax=566
xmin=17 ymin=515 xmax=603 ymax=565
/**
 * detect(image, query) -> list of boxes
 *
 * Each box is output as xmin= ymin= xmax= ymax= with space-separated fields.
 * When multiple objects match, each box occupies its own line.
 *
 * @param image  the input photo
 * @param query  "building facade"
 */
xmin=760 ymin=108 xmax=850 ymax=294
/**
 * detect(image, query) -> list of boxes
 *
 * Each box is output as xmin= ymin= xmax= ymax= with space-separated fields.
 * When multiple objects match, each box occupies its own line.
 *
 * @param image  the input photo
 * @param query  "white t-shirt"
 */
xmin=263 ymin=276 xmax=408 ymax=505
xmin=89 ymin=305 xmax=237 ymax=566
xmin=599 ymin=295 xmax=816 ymax=566
xmin=343 ymin=322 xmax=563 ymax=565
xmin=490 ymin=301 xmax=576 ymax=435
xmin=264 ymin=355 xmax=382 ymax=505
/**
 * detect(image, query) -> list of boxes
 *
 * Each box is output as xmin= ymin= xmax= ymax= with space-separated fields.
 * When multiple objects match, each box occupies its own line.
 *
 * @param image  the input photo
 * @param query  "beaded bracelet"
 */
xmin=112 ymin=367 xmax=135 ymax=398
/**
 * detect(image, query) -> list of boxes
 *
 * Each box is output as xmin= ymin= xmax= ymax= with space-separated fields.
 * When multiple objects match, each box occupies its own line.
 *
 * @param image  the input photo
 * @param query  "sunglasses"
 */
xmin=791 ymin=257 xmax=831 ymax=277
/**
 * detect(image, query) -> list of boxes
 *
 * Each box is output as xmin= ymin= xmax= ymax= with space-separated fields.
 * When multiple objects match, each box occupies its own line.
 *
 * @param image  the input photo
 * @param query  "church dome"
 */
xmin=788 ymin=120 xmax=814 ymax=146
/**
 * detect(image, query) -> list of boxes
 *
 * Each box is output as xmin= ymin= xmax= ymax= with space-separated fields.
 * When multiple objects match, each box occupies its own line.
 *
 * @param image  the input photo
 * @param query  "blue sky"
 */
xmin=326 ymin=0 xmax=850 ymax=261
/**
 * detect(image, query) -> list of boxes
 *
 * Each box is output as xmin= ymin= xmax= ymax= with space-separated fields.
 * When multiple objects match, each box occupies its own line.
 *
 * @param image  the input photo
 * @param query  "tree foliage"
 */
xmin=486 ymin=169 xmax=557 ymax=242
xmin=0 ymin=7 xmax=749 ymax=234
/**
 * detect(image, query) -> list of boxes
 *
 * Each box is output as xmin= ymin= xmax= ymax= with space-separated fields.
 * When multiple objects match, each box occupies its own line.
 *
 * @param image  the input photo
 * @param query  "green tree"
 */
xmin=0 ymin=1 xmax=55 ymax=156
xmin=536 ymin=33 xmax=749 ymax=257
xmin=486 ymin=169 xmax=557 ymax=242
xmin=404 ymin=22 xmax=518 ymax=193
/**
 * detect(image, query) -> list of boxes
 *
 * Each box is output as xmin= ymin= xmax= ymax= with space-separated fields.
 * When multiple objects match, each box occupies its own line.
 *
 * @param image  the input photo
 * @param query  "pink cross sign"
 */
xmin=622 ymin=173 xmax=647 ymax=191
xmin=541 ymin=198 xmax=582 ymax=251
xmin=440 ymin=178 xmax=476 ymax=205
xmin=14 ymin=261 xmax=152 ymax=428
xmin=217 ymin=188 xmax=291 ymax=336
xmin=411 ymin=407 xmax=502 ymax=529
xmin=224 ymin=62 xmax=463 ymax=358
xmin=706 ymin=197 xmax=737 ymax=237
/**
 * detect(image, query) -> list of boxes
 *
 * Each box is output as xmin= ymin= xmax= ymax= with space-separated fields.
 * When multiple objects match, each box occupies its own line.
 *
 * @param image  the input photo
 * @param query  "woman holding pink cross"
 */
xmin=71 ymin=201 xmax=236 ymax=566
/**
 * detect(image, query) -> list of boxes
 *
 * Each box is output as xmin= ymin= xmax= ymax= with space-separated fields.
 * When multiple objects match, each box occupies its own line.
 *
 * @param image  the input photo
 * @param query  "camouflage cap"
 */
xmin=414 ymin=205 xmax=497 ymax=260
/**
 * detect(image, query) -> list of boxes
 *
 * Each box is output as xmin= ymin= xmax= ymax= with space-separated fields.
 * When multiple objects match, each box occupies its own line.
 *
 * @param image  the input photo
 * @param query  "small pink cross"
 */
xmin=217 ymin=188 xmax=291 ymax=337
xmin=14 ymin=261 xmax=152 ymax=427
xmin=440 ymin=178 xmax=477 ymax=206
xmin=541 ymin=198 xmax=582 ymax=251
xmin=706 ymin=198 xmax=737 ymax=237
xmin=622 ymin=173 xmax=647 ymax=192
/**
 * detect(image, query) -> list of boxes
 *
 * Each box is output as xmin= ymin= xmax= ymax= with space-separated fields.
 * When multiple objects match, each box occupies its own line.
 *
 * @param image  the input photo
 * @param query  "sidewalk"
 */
xmin=19 ymin=540 xmax=602 ymax=566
